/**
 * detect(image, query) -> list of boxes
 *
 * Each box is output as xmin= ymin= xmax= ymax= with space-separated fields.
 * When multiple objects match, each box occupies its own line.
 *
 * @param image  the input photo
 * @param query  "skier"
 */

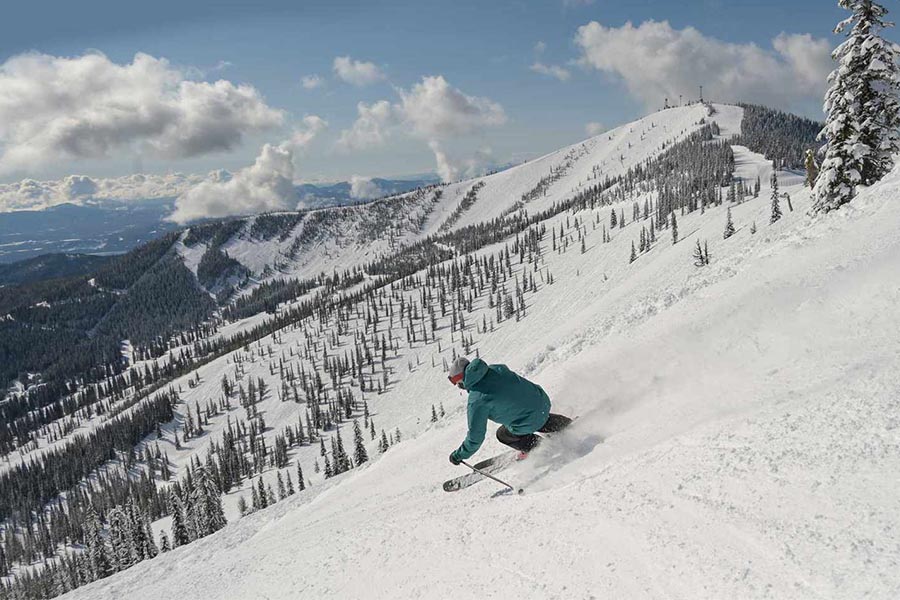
xmin=447 ymin=356 xmax=571 ymax=466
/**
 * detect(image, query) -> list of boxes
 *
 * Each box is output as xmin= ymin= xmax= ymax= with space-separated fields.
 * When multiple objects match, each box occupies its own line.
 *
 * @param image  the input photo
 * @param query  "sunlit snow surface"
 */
xmin=54 ymin=105 xmax=900 ymax=599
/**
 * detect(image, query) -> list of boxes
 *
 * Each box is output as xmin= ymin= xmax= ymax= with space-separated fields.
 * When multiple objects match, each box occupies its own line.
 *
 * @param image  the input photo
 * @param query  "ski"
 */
xmin=442 ymin=449 xmax=525 ymax=492
xmin=442 ymin=416 xmax=578 ymax=493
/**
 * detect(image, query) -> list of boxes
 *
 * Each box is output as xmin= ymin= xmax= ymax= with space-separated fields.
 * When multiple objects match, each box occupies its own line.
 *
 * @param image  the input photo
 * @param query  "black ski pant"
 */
xmin=496 ymin=413 xmax=572 ymax=453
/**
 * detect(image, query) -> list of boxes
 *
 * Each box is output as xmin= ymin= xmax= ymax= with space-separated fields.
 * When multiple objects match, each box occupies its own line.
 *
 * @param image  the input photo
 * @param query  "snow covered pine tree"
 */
xmin=814 ymin=0 xmax=900 ymax=212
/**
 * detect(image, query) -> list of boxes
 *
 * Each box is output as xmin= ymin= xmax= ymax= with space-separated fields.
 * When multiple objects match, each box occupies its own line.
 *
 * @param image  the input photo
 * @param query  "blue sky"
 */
xmin=0 ymin=0 xmax=870 ymax=186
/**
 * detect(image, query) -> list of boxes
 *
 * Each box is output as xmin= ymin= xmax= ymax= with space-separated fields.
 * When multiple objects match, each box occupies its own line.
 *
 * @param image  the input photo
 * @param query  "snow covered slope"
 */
xmin=57 ymin=108 xmax=900 ymax=599
xmin=176 ymin=104 xmax=728 ymax=288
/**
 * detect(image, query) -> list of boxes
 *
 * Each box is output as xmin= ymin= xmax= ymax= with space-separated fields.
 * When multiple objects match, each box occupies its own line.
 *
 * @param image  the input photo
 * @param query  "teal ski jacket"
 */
xmin=451 ymin=358 xmax=551 ymax=461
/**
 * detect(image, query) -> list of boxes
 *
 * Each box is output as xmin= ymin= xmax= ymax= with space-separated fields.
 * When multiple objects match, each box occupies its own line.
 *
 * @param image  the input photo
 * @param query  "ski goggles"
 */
xmin=448 ymin=372 xmax=465 ymax=385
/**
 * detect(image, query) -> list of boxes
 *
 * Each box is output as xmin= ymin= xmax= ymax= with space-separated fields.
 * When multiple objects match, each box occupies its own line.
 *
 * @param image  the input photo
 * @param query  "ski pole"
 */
xmin=461 ymin=460 xmax=524 ymax=495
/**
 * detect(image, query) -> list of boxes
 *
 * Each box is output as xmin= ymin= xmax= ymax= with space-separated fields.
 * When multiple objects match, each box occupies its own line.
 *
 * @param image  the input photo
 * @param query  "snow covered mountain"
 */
xmin=0 ymin=177 xmax=438 ymax=264
xmin=3 ymin=103 xmax=896 ymax=600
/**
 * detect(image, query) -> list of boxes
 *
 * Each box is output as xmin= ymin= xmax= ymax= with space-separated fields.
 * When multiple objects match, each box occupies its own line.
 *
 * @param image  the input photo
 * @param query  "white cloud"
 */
xmin=168 ymin=143 xmax=295 ymax=223
xmin=348 ymin=175 xmax=383 ymax=200
xmin=771 ymin=33 xmax=833 ymax=92
xmin=337 ymin=76 xmax=506 ymax=183
xmin=0 ymin=51 xmax=284 ymax=176
xmin=428 ymin=141 xmax=457 ymax=183
xmin=0 ymin=172 xmax=206 ymax=212
xmin=301 ymin=74 xmax=324 ymax=89
xmin=530 ymin=62 xmax=571 ymax=81
xmin=585 ymin=121 xmax=606 ymax=136
xmin=61 ymin=175 xmax=98 ymax=198
xmin=167 ymin=115 xmax=327 ymax=223
xmin=398 ymin=75 xmax=507 ymax=139
xmin=337 ymin=76 xmax=506 ymax=158
xmin=288 ymin=115 xmax=328 ymax=148
xmin=534 ymin=41 xmax=547 ymax=55
xmin=333 ymin=56 xmax=386 ymax=86
xmin=564 ymin=0 xmax=595 ymax=7
xmin=428 ymin=141 xmax=494 ymax=183
xmin=574 ymin=21 xmax=832 ymax=110
xmin=337 ymin=100 xmax=396 ymax=151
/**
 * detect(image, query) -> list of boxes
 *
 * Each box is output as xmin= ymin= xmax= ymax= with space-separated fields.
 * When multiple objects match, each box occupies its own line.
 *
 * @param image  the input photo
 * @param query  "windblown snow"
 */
xmin=53 ymin=104 xmax=900 ymax=599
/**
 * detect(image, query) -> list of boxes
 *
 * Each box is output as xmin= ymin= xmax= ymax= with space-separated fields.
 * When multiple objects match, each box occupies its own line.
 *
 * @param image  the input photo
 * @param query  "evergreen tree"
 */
xmin=257 ymin=477 xmax=268 ymax=509
xmin=770 ymin=167 xmax=782 ymax=224
xmin=141 ymin=515 xmax=159 ymax=560
xmin=671 ymin=211 xmax=678 ymax=244
xmin=723 ymin=207 xmax=736 ymax=239
xmin=84 ymin=507 xmax=111 ymax=580
xmin=353 ymin=419 xmax=369 ymax=465
xmin=814 ymin=0 xmax=900 ymax=212
xmin=296 ymin=463 xmax=306 ymax=491
xmin=188 ymin=465 xmax=226 ymax=539
xmin=107 ymin=507 xmax=136 ymax=571
xmin=170 ymin=494 xmax=189 ymax=548
xmin=123 ymin=499 xmax=146 ymax=563
xmin=277 ymin=471 xmax=287 ymax=500
xmin=251 ymin=484 xmax=261 ymax=511
xmin=237 ymin=495 xmax=248 ymax=516
xmin=159 ymin=530 xmax=170 ymax=553
xmin=334 ymin=428 xmax=351 ymax=473
xmin=693 ymin=240 xmax=708 ymax=267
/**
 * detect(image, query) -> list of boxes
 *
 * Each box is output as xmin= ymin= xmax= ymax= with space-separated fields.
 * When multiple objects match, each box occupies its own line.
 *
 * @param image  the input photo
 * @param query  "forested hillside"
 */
xmin=733 ymin=103 xmax=823 ymax=168
xmin=0 ymin=255 xmax=113 ymax=287
xmin=0 ymin=233 xmax=215 ymax=393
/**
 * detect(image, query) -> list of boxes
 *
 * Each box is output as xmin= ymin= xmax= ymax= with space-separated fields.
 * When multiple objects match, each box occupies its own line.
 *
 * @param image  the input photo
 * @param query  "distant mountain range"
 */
xmin=0 ymin=176 xmax=439 ymax=264
xmin=0 ymin=198 xmax=181 ymax=264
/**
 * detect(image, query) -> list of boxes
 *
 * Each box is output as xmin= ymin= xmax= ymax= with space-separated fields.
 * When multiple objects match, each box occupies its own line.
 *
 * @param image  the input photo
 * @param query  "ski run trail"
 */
xmin=51 ymin=104 xmax=898 ymax=599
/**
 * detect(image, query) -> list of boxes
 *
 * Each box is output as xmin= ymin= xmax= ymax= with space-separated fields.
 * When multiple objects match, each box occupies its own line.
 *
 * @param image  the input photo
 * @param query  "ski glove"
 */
xmin=449 ymin=451 xmax=462 ymax=466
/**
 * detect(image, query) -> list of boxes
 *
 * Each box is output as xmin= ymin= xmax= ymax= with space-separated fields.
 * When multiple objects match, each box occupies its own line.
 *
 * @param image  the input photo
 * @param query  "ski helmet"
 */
xmin=448 ymin=356 xmax=470 ymax=387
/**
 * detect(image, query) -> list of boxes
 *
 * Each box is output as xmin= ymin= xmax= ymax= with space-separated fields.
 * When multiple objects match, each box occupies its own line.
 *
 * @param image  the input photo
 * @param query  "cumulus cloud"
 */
xmin=168 ymin=143 xmax=294 ymax=223
xmin=574 ymin=21 xmax=832 ymax=110
xmin=771 ymin=33 xmax=833 ymax=92
xmin=585 ymin=121 xmax=606 ymax=136
xmin=288 ymin=115 xmax=328 ymax=148
xmin=428 ymin=141 xmax=494 ymax=183
xmin=348 ymin=175 xmax=383 ymax=200
xmin=530 ymin=62 xmax=571 ymax=81
xmin=301 ymin=74 xmax=324 ymax=89
xmin=61 ymin=175 xmax=98 ymax=198
xmin=398 ymin=76 xmax=507 ymax=138
xmin=167 ymin=115 xmax=327 ymax=223
xmin=333 ymin=56 xmax=386 ymax=86
xmin=0 ymin=172 xmax=206 ymax=212
xmin=337 ymin=100 xmax=396 ymax=151
xmin=0 ymin=51 xmax=284 ymax=176
xmin=338 ymin=76 xmax=506 ymax=153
